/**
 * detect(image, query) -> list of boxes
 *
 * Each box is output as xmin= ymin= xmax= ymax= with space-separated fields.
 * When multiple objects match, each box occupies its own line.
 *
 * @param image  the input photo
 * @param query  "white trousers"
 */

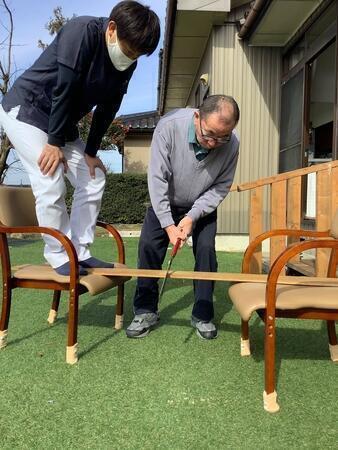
xmin=0 ymin=105 xmax=106 ymax=268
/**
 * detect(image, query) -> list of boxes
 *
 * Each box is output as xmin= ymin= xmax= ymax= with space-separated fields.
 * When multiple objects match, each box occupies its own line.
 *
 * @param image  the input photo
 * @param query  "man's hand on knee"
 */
xmin=38 ymin=143 xmax=68 ymax=176
xmin=85 ymin=154 xmax=107 ymax=179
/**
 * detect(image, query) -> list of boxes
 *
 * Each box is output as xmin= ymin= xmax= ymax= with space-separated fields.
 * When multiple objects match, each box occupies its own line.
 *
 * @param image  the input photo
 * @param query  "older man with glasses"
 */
xmin=126 ymin=95 xmax=240 ymax=340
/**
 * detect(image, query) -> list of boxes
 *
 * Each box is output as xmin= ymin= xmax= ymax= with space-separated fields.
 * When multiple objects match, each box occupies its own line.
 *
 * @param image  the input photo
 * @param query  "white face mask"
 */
xmin=107 ymin=35 xmax=136 ymax=71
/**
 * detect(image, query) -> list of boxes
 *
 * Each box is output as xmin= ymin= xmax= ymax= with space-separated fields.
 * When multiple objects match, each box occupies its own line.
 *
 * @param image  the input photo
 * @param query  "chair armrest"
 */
xmin=265 ymin=238 xmax=338 ymax=317
xmin=96 ymin=221 xmax=126 ymax=264
xmin=242 ymin=229 xmax=330 ymax=273
xmin=0 ymin=225 xmax=79 ymax=285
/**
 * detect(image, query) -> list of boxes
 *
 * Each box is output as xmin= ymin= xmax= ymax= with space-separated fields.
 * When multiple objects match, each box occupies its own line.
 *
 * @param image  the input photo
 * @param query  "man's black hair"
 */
xmin=200 ymin=95 xmax=240 ymax=123
xmin=109 ymin=1 xmax=160 ymax=56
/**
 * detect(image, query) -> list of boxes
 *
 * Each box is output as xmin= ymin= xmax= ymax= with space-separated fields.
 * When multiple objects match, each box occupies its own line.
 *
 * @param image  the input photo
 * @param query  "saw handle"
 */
xmin=170 ymin=238 xmax=181 ymax=257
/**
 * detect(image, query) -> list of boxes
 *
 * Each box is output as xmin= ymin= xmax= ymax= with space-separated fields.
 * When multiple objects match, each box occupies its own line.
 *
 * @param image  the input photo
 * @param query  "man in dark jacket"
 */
xmin=0 ymin=1 xmax=160 ymax=275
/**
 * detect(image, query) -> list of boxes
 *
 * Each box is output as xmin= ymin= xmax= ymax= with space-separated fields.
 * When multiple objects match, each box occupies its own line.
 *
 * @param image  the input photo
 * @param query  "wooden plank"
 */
xmin=249 ymin=187 xmax=263 ymax=273
xmin=287 ymin=176 xmax=302 ymax=262
xmin=334 ymin=18 xmax=338 ymax=160
xmin=316 ymin=169 xmax=331 ymax=276
xmin=287 ymin=260 xmax=315 ymax=277
xmin=331 ymin=166 xmax=338 ymax=220
xmin=236 ymin=160 xmax=338 ymax=192
xmin=270 ymin=180 xmax=287 ymax=272
xmin=90 ymin=267 xmax=338 ymax=287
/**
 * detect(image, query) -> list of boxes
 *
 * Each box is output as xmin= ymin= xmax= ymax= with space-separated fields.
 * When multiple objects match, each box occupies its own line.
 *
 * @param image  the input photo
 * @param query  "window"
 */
xmin=279 ymin=70 xmax=304 ymax=172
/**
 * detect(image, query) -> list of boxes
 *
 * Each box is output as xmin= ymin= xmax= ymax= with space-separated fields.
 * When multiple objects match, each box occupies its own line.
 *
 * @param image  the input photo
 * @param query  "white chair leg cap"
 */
xmin=66 ymin=343 xmax=79 ymax=364
xmin=47 ymin=309 xmax=58 ymax=325
xmin=240 ymin=338 xmax=251 ymax=356
xmin=329 ymin=344 xmax=338 ymax=362
xmin=263 ymin=390 xmax=280 ymax=413
xmin=115 ymin=314 xmax=123 ymax=330
xmin=0 ymin=330 xmax=8 ymax=349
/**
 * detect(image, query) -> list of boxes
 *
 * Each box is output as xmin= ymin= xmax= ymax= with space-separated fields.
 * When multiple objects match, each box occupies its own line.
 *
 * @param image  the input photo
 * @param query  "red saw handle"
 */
xmin=170 ymin=238 xmax=181 ymax=257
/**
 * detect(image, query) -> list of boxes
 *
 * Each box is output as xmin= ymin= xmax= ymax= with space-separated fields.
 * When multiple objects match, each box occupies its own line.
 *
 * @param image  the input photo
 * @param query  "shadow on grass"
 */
xmin=231 ymin=314 xmax=334 ymax=387
xmin=76 ymin=297 xmax=125 ymax=327
xmin=157 ymin=280 xmax=234 ymax=327
xmin=78 ymin=328 xmax=124 ymax=359
xmin=7 ymin=321 xmax=63 ymax=346
xmin=247 ymin=316 xmax=332 ymax=361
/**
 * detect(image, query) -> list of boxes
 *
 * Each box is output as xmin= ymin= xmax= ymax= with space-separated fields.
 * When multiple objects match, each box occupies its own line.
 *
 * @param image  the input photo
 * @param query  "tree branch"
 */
xmin=2 ymin=0 xmax=13 ymax=92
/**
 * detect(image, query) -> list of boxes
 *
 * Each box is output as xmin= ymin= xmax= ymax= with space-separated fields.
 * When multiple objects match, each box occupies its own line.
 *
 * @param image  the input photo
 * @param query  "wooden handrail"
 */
xmin=227 ymin=160 xmax=338 ymax=277
xmin=230 ymin=160 xmax=338 ymax=192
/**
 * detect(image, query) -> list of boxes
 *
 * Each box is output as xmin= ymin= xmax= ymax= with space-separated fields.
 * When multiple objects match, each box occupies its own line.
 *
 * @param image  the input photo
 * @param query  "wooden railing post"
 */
xmin=316 ymin=168 xmax=332 ymax=276
xmin=249 ymin=187 xmax=263 ymax=273
xmin=287 ymin=176 xmax=302 ymax=262
xmin=331 ymin=166 xmax=338 ymax=220
xmin=270 ymin=180 xmax=287 ymax=272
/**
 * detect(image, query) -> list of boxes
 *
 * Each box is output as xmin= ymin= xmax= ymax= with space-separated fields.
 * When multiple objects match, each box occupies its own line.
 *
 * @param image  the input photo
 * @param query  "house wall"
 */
xmin=123 ymin=134 xmax=152 ymax=173
xmin=187 ymin=9 xmax=282 ymax=233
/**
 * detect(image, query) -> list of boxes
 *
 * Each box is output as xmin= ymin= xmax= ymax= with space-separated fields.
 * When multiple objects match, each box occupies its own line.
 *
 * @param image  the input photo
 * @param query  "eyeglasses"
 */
xmin=199 ymin=117 xmax=232 ymax=143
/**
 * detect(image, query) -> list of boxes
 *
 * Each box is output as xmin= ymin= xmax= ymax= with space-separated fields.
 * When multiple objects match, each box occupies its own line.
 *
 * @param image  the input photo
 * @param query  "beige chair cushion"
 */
xmin=0 ymin=186 xmax=38 ymax=226
xmin=228 ymin=283 xmax=338 ymax=321
xmin=12 ymin=263 xmax=131 ymax=296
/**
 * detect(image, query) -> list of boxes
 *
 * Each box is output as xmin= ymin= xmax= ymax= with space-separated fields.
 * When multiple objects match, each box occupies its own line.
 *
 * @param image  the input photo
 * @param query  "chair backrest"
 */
xmin=330 ymin=209 xmax=338 ymax=239
xmin=0 ymin=185 xmax=38 ymax=227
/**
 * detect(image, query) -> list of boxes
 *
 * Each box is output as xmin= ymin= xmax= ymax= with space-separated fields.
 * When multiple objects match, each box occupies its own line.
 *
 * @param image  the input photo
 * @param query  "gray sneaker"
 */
xmin=191 ymin=316 xmax=218 ymax=340
xmin=126 ymin=312 xmax=160 ymax=338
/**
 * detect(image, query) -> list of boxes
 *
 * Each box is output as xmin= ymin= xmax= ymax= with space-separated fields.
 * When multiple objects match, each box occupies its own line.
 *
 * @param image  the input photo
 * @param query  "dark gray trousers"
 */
xmin=133 ymin=206 xmax=217 ymax=321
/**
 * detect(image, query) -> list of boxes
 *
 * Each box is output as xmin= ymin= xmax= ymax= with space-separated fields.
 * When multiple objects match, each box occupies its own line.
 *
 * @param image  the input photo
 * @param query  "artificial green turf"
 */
xmin=0 ymin=236 xmax=337 ymax=449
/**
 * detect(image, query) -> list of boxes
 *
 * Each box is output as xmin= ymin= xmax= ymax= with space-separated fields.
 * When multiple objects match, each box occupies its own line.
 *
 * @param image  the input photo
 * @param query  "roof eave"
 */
xmin=159 ymin=0 xmax=177 ymax=116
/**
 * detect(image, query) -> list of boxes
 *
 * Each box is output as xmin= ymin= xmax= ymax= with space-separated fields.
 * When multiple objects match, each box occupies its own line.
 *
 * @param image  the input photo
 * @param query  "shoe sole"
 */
xmin=126 ymin=320 xmax=159 ymax=339
xmin=126 ymin=329 xmax=150 ymax=339
xmin=195 ymin=329 xmax=218 ymax=340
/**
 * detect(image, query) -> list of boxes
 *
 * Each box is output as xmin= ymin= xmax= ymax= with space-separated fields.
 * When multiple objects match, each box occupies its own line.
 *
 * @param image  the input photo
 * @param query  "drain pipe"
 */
xmin=238 ymin=0 xmax=269 ymax=40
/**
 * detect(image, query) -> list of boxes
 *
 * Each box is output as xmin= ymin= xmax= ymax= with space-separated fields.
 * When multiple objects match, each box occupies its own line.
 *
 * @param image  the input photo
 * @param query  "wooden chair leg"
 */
xmin=327 ymin=320 xmax=338 ymax=362
xmin=47 ymin=290 xmax=61 ymax=325
xmin=0 ymin=283 xmax=12 ymax=349
xmin=114 ymin=284 xmax=124 ymax=330
xmin=241 ymin=320 xmax=251 ymax=356
xmin=263 ymin=317 xmax=280 ymax=413
xmin=66 ymin=289 xmax=79 ymax=365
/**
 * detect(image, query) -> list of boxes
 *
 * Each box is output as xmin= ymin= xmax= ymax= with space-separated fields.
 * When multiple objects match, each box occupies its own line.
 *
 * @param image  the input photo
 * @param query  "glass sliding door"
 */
xmin=306 ymin=42 xmax=335 ymax=165
xmin=304 ymin=41 xmax=336 ymax=217
xmin=279 ymin=69 xmax=304 ymax=173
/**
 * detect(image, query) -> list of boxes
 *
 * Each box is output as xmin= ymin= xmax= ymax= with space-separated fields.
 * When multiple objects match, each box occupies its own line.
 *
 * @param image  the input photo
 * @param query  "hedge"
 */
xmin=66 ymin=173 xmax=149 ymax=224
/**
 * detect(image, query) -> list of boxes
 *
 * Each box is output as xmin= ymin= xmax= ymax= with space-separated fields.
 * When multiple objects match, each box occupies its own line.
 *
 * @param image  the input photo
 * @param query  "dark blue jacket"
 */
xmin=2 ymin=16 xmax=136 ymax=156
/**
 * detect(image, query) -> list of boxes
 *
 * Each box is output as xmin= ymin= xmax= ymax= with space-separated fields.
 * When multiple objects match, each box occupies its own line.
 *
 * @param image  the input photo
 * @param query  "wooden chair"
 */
xmin=0 ymin=185 xmax=131 ymax=364
xmin=228 ymin=213 xmax=338 ymax=413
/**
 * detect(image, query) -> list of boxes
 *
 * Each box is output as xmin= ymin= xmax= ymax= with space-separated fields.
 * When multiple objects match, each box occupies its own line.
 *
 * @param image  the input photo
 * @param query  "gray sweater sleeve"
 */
xmin=147 ymin=127 xmax=175 ymax=228
xmin=187 ymin=142 xmax=239 ymax=223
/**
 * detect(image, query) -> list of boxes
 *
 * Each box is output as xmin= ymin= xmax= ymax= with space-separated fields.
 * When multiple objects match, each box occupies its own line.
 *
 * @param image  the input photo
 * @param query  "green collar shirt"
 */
xmin=188 ymin=119 xmax=209 ymax=161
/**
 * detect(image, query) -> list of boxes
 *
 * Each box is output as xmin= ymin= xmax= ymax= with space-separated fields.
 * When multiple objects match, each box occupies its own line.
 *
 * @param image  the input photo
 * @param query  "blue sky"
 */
xmin=1 ymin=0 xmax=166 ymax=180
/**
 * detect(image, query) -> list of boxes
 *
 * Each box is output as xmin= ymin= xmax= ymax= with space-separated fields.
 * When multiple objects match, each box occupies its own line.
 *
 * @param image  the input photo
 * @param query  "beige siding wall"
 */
xmin=187 ymin=17 xmax=281 ymax=233
xmin=186 ymin=37 xmax=213 ymax=107
xmin=124 ymin=135 xmax=151 ymax=173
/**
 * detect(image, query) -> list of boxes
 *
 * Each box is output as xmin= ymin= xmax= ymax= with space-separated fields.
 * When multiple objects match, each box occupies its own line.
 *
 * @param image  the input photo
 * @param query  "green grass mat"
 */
xmin=0 ymin=237 xmax=337 ymax=449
